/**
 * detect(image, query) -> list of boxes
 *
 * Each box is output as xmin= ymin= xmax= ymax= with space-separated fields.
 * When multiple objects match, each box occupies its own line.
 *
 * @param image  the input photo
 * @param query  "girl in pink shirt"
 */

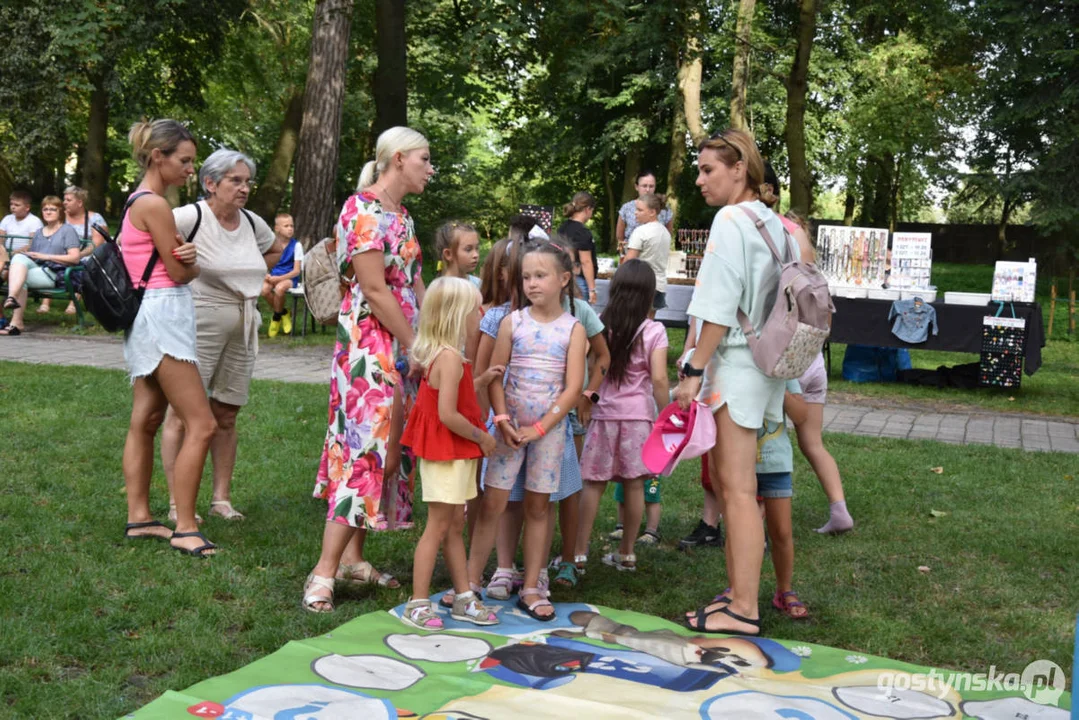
xmin=120 ymin=119 xmax=218 ymax=559
xmin=576 ymin=259 xmax=670 ymax=572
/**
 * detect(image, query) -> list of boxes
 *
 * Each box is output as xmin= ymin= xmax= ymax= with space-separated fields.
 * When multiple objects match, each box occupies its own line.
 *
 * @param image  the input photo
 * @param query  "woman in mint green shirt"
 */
xmin=674 ymin=129 xmax=799 ymax=637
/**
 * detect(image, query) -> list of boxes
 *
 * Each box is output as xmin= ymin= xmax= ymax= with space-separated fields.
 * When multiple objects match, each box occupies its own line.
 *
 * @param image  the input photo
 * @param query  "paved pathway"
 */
xmin=2 ymin=334 xmax=1078 ymax=453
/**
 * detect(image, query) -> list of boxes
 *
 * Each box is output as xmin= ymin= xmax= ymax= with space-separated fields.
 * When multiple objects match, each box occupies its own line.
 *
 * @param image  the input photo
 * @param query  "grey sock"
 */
xmin=815 ymin=500 xmax=854 ymax=534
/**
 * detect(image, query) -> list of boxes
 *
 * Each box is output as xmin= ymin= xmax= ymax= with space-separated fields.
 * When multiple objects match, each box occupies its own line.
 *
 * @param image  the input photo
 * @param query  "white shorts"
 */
xmin=123 ymin=286 xmax=199 ymax=381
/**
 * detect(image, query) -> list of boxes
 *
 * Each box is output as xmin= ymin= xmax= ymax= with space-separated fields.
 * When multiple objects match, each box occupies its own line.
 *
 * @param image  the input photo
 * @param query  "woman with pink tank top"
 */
xmin=119 ymin=119 xmax=220 ymax=558
xmin=761 ymin=163 xmax=854 ymax=536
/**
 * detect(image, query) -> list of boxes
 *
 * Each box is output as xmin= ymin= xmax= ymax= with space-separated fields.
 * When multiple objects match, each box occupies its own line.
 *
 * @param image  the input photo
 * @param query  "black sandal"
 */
xmin=124 ymin=520 xmax=172 ymax=541
xmin=3 ymin=296 xmax=19 ymax=310
xmin=685 ymin=603 xmax=761 ymax=636
xmin=171 ymin=530 xmax=217 ymax=558
xmin=0 ymin=325 xmax=21 ymax=336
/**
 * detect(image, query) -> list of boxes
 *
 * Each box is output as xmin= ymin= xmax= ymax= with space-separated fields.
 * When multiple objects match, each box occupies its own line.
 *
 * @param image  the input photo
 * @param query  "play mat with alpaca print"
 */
xmin=127 ymin=596 xmax=1072 ymax=719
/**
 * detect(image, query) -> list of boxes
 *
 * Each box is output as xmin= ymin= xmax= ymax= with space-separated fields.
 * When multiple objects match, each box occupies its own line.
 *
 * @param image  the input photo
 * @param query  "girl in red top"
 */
xmin=401 ymin=277 xmax=503 ymax=629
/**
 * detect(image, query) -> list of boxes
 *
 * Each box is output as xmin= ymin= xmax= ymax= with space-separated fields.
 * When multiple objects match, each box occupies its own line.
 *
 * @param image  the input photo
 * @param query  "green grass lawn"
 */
xmin=1 ymin=361 xmax=1076 ymax=718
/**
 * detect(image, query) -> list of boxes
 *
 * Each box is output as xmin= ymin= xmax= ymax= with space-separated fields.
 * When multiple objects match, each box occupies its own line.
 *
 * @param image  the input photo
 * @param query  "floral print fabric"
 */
xmin=313 ymin=191 xmax=422 ymax=530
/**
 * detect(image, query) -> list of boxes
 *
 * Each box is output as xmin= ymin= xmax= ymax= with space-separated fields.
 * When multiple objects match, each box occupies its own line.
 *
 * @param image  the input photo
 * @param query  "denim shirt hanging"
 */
xmin=888 ymin=297 xmax=938 ymax=344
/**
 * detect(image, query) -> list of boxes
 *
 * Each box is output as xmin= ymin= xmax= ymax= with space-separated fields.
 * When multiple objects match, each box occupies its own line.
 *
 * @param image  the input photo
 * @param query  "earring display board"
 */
xmin=991 ymin=260 xmax=1037 ymax=303
xmin=980 ymin=314 xmax=1026 ymax=388
xmin=518 ymin=204 xmax=554 ymax=233
xmin=890 ymin=232 xmax=934 ymax=290
xmin=815 ymin=225 xmax=889 ymax=288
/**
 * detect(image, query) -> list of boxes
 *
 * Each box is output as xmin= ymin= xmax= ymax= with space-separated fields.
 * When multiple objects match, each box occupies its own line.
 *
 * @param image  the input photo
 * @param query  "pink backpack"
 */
xmin=736 ymin=206 xmax=834 ymax=379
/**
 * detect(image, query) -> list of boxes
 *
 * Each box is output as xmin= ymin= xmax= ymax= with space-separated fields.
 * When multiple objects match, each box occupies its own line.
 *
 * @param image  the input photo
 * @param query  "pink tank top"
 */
xmin=121 ymin=194 xmax=178 ymax=289
xmin=779 ymin=214 xmax=800 ymax=236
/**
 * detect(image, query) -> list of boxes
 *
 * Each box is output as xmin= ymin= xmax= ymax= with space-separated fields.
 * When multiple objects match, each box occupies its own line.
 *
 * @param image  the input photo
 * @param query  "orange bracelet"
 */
xmin=533 ymin=422 xmax=546 ymax=436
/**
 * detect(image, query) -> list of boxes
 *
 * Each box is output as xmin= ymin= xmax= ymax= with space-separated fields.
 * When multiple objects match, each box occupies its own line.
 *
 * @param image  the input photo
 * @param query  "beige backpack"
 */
xmin=302 ymin=237 xmax=345 ymax=325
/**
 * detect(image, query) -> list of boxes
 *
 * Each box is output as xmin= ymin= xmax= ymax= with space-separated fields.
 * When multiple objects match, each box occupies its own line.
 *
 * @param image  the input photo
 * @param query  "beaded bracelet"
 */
xmin=533 ymin=422 xmax=546 ymax=437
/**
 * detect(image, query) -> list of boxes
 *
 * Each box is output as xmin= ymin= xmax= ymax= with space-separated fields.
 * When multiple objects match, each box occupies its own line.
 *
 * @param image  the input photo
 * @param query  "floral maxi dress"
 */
xmin=313 ymin=191 xmax=422 ymax=530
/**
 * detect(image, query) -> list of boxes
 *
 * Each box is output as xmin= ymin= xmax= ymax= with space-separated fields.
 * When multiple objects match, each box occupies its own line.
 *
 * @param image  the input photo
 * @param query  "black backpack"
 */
xmin=81 ymin=193 xmax=204 ymax=333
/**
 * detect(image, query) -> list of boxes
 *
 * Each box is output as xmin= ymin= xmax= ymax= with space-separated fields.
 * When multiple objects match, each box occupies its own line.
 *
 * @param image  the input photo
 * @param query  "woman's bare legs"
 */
xmin=146 ymin=357 xmax=217 ymax=552
xmin=308 ymin=521 xmax=358 ymax=610
xmin=123 ymin=376 xmax=172 ymax=540
xmin=688 ymin=406 xmax=762 ymax=633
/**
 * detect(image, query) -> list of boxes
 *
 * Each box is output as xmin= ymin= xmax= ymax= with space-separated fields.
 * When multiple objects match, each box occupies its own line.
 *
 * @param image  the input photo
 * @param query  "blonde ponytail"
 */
xmin=357 ymin=126 xmax=428 ymax=190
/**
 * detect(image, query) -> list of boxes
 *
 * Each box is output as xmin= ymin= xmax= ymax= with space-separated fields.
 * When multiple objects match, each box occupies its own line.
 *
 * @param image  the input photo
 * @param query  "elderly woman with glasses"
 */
xmin=160 ymin=148 xmax=283 ymax=522
xmin=1 ymin=196 xmax=80 ymax=336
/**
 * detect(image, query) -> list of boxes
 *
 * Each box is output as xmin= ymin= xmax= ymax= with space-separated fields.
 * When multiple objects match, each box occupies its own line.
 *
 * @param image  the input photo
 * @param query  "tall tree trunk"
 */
xmin=889 ymin=154 xmax=902 ymax=231
xmin=83 ymin=74 xmax=109 ymax=213
xmin=729 ymin=0 xmax=756 ymax=131
xmin=995 ymin=196 xmax=1014 ymax=261
xmin=0 ymin=156 xmax=13 ymax=210
xmin=843 ymin=188 xmax=855 ymax=225
xmin=603 ymin=155 xmax=616 ymax=253
xmin=620 ymin=147 xmax=641 ymax=204
xmin=373 ymin=0 xmax=408 ymax=136
xmin=679 ymin=6 xmax=707 ymax=146
xmin=784 ymin=0 xmax=817 ymax=218
xmin=666 ymin=100 xmax=689 ymax=234
xmin=293 ymin=0 xmax=354 ymax=248
xmin=249 ymin=88 xmax=305 ymax=222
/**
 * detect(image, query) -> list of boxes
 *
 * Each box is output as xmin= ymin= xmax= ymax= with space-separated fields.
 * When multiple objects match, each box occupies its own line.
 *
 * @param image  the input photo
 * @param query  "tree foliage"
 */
xmin=0 ymin=0 xmax=1074 ymax=269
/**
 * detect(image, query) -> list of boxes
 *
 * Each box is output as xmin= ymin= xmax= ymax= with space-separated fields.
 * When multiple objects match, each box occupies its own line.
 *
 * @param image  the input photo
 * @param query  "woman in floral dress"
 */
xmin=304 ymin=127 xmax=434 ymax=613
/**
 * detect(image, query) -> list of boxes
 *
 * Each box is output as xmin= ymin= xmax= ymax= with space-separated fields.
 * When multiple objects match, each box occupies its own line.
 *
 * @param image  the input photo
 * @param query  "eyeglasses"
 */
xmin=224 ymin=175 xmax=256 ymax=189
xmin=708 ymin=131 xmax=743 ymax=161
xmin=42 ymin=207 xmax=60 ymax=212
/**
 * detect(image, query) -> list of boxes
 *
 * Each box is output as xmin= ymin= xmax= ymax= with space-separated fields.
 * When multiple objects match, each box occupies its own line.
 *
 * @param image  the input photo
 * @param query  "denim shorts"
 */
xmin=575 ymin=274 xmax=589 ymax=302
xmin=568 ymin=408 xmax=587 ymax=436
xmin=757 ymin=471 xmax=793 ymax=499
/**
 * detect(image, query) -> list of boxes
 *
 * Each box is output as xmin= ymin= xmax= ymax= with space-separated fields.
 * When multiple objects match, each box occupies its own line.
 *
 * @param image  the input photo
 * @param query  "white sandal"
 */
xmin=209 ymin=500 xmax=245 ymax=521
xmin=168 ymin=504 xmax=203 ymax=525
xmin=401 ymin=599 xmax=444 ymax=630
xmin=336 ymin=560 xmax=400 ymax=589
xmin=602 ymin=552 xmax=637 ymax=572
xmin=302 ymin=574 xmax=335 ymax=613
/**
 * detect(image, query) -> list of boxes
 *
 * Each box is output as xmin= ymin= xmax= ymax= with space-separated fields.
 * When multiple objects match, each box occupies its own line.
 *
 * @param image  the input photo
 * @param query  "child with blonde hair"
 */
xmin=400 ymin=276 xmax=504 ymax=629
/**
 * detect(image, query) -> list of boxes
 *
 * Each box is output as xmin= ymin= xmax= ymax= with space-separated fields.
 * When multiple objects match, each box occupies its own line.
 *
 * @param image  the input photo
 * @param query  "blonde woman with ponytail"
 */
xmin=304 ymin=126 xmax=435 ymax=613
xmin=120 ymin=119 xmax=219 ymax=558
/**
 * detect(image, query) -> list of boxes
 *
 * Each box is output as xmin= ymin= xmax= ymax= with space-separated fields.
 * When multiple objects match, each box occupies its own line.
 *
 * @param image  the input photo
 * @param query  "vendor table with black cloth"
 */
xmin=596 ymin=279 xmax=1045 ymax=377
xmin=828 ymin=297 xmax=1045 ymax=375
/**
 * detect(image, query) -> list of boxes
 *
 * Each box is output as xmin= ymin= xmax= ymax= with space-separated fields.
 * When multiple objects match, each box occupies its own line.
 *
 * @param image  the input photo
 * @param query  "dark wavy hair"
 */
xmin=600 ymin=259 xmax=656 ymax=385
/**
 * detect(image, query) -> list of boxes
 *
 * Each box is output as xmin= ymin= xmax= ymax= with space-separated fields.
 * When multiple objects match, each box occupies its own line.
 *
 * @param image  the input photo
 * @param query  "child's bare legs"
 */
xmin=466 ymin=462 xmax=483 ymax=544
xmin=444 ymin=507 xmax=471 ymax=592
xmin=619 ymin=477 xmax=645 ymax=556
xmin=557 ymin=492 xmax=580 ymax=560
xmin=703 ymin=489 xmax=720 ymax=526
xmin=521 ymin=489 xmax=553 ymax=617
xmin=497 ymin=501 xmax=525 ymax=568
xmin=413 ymin=502 xmax=458 ymax=600
xmin=644 ymin=497 xmax=662 ymax=535
xmin=574 ymin=480 xmax=606 ymax=558
xmin=786 ymin=393 xmax=852 ymax=534
xmin=467 ymin=486 xmax=511 ymax=586
xmin=764 ymin=498 xmax=794 ymax=592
